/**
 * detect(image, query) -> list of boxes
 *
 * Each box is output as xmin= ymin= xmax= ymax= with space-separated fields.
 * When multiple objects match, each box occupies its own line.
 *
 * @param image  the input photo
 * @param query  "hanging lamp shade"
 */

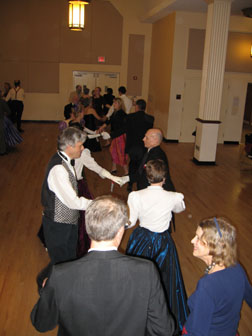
xmin=68 ymin=1 xmax=90 ymax=31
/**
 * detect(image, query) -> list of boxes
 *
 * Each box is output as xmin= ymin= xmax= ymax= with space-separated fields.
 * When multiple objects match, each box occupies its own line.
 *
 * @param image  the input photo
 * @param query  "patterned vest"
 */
xmin=41 ymin=152 xmax=79 ymax=225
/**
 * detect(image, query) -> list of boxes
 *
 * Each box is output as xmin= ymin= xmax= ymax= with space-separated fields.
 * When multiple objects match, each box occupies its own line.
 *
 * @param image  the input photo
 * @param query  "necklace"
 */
xmin=205 ymin=262 xmax=216 ymax=274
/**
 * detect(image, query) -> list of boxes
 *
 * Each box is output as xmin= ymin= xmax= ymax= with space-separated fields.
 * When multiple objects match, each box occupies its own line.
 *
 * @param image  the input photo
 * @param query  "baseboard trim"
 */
xmin=23 ymin=120 xmax=59 ymax=123
xmin=163 ymin=138 xmax=179 ymax=143
xmin=223 ymin=141 xmax=239 ymax=145
xmin=192 ymin=158 xmax=216 ymax=166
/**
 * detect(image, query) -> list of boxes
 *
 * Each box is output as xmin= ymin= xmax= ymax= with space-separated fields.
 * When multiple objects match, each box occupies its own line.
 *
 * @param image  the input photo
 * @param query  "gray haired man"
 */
xmin=31 ymin=196 xmax=174 ymax=336
xmin=41 ymin=127 xmax=91 ymax=265
xmin=37 ymin=128 xmax=122 ymax=288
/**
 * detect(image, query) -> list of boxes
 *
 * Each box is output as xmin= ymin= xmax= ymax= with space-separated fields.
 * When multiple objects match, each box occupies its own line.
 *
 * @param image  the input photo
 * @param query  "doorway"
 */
xmin=73 ymin=71 xmax=120 ymax=96
xmin=242 ymin=83 xmax=252 ymax=143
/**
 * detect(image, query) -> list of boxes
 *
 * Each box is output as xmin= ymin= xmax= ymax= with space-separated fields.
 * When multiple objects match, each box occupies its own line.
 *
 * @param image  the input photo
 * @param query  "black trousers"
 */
xmin=37 ymin=216 xmax=78 ymax=292
xmin=42 ymin=215 xmax=78 ymax=265
xmin=128 ymin=146 xmax=146 ymax=188
xmin=9 ymin=100 xmax=23 ymax=130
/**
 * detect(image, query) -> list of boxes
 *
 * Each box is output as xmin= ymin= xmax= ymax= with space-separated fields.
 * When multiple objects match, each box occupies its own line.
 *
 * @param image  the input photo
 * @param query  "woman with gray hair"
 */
xmin=182 ymin=217 xmax=252 ymax=335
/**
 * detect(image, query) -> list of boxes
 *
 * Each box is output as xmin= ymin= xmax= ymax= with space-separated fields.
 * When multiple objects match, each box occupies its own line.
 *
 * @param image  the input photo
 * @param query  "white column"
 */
xmin=194 ymin=0 xmax=232 ymax=164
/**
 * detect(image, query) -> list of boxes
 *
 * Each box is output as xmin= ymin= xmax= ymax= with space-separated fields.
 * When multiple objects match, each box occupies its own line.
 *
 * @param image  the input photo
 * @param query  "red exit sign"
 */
xmin=98 ymin=56 xmax=105 ymax=63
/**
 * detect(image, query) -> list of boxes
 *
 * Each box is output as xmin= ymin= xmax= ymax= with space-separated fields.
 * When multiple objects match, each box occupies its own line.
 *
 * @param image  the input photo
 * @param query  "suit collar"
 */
xmin=148 ymin=145 xmax=160 ymax=152
xmin=85 ymin=250 xmax=123 ymax=260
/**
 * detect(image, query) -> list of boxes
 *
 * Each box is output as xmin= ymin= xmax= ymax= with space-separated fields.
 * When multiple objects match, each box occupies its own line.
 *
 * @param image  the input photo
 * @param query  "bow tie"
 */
xmin=70 ymin=159 xmax=75 ymax=167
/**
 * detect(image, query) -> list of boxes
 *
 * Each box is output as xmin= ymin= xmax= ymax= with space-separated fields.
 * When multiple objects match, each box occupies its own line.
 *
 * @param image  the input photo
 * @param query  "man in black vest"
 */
xmin=31 ymin=196 xmax=175 ymax=336
xmin=37 ymin=128 xmax=92 ymax=289
xmin=41 ymin=127 xmax=92 ymax=265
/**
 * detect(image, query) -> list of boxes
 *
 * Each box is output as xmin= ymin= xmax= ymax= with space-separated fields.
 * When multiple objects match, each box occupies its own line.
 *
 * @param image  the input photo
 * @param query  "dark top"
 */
xmin=125 ymin=110 xmax=154 ymax=157
xmin=84 ymin=114 xmax=96 ymax=132
xmin=129 ymin=145 xmax=175 ymax=191
xmin=92 ymin=96 xmax=104 ymax=117
xmin=103 ymin=93 xmax=115 ymax=114
xmin=185 ymin=263 xmax=252 ymax=336
xmin=31 ymin=250 xmax=174 ymax=336
xmin=106 ymin=109 xmax=127 ymax=139
xmin=64 ymin=103 xmax=76 ymax=120
xmin=83 ymin=114 xmax=101 ymax=152
xmin=69 ymin=120 xmax=84 ymax=131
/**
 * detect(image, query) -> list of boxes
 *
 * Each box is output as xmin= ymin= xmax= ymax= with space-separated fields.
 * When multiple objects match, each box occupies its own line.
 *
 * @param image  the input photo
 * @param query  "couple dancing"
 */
xmin=38 ymin=125 xmax=189 ymax=334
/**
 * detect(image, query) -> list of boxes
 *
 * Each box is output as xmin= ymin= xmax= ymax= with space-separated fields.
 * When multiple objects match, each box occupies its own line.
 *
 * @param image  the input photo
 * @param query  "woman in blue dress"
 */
xmin=183 ymin=217 xmax=252 ymax=335
xmin=126 ymin=159 xmax=189 ymax=335
xmin=0 ymin=91 xmax=22 ymax=151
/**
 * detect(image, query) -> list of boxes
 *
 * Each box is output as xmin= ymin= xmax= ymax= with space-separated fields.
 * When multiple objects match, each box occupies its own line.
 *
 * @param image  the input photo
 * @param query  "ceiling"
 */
xmin=141 ymin=0 xmax=252 ymax=23
xmin=166 ymin=0 xmax=252 ymax=15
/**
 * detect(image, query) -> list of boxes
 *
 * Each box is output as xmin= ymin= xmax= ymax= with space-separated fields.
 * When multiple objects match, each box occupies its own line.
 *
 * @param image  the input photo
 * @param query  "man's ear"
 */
xmin=115 ymin=226 xmax=125 ymax=245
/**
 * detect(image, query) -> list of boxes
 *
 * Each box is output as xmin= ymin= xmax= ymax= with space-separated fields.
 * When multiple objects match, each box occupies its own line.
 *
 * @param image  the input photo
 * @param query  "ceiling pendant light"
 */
xmin=68 ymin=1 xmax=91 ymax=31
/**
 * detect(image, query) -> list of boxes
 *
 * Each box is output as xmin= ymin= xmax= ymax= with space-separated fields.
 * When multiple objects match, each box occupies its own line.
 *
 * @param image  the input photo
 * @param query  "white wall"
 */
xmin=168 ymin=12 xmax=252 ymax=143
xmin=23 ymin=0 xmax=153 ymax=121
xmin=23 ymin=94 xmax=61 ymax=121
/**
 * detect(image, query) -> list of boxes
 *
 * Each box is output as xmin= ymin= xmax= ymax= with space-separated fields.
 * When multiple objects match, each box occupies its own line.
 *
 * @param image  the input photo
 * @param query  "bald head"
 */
xmin=143 ymin=128 xmax=163 ymax=149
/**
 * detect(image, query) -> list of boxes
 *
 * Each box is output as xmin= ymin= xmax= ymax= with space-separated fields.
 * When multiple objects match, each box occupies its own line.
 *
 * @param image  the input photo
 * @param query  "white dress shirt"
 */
xmin=127 ymin=186 xmax=185 ymax=232
xmin=47 ymin=152 xmax=92 ymax=211
xmin=5 ymin=87 xmax=25 ymax=102
xmin=75 ymin=148 xmax=104 ymax=180
xmin=121 ymin=94 xmax=133 ymax=114
xmin=88 ymin=247 xmax=117 ymax=252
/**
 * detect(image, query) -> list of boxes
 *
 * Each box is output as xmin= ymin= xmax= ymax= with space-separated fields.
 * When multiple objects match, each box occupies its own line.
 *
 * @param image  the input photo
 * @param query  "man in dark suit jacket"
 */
xmin=121 ymin=128 xmax=175 ymax=192
xmin=125 ymin=99 xmax=154 ymax=191
xmin=31 ymin=195 xmax=174 ymax=336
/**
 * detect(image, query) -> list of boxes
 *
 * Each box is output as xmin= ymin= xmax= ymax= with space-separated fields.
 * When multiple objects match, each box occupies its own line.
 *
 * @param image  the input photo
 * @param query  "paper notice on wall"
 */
xmin=231 ymin=97 xmax=239 ymax=116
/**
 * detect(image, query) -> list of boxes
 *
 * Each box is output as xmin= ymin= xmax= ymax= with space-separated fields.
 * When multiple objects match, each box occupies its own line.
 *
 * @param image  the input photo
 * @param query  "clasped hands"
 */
xmin=110 ymin=175 xmax=129 ymax=187
xmin=100 ymin=169 xmax=129 ymax=187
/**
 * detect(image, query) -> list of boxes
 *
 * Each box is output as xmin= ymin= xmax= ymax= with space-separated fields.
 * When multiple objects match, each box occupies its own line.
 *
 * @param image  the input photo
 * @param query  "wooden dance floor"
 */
xmin=0 ymin=123 xmax=251 ymax=335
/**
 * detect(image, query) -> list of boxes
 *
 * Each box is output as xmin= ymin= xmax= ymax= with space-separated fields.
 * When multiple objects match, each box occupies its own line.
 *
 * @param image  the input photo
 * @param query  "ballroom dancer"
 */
xmin=37 ymin=128 xmax=122 ymax=288
xmin=80 ymin=97 xmax=105 ymax=152
xmin=0 ymin=91 xmax=22 ymax=154
xmin=37 ymin=126 xmax=121 ymax=257
xmin=5 ymin=80 xmax=25 ymax=132
xmin=124 ymin=99 xmax=154 ymax=192
xmin=126 ymin=159 xmax=189 ymax=335
xmin=120 ymin=128 xmax=175 ymax=191
xmin=31 ymin=195 xmax=175 ymax=336
xmin=182 ymin=217 xmax=252 ymax=335
xmin=98 ymin=97 xmax=128 ymax=175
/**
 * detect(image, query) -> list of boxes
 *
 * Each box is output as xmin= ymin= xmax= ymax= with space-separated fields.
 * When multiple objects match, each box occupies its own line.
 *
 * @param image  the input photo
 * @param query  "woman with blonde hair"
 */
xmin=183 ymin=217 xmax=252 ymax=335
